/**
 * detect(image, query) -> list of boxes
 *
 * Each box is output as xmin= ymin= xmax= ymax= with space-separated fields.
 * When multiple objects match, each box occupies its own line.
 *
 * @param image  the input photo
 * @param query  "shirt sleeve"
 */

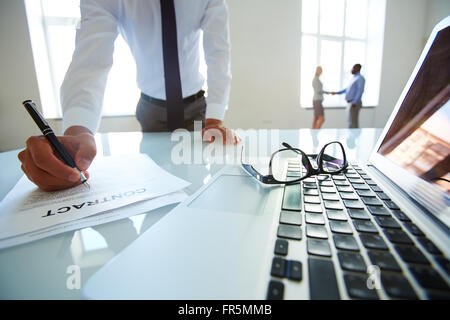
xmin=200 ymin=0 xmax=232 ymax=121
xmin=61 ymin=0 xmax=119 ymax=134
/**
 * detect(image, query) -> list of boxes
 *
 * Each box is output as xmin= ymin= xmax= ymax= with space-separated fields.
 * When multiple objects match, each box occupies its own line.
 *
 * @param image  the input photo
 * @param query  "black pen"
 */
xmin=21 ymin=100 xmax=90 ymax=190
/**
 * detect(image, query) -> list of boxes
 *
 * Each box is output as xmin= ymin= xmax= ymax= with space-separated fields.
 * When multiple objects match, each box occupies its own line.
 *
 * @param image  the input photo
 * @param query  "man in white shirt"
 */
xmin=18 ymin=0 xmax=238 ymax=191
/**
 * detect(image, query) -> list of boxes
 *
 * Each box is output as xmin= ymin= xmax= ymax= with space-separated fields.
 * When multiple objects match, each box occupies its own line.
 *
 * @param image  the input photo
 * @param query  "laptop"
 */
xmin=83 ymin=17 xmax=450 ymax=300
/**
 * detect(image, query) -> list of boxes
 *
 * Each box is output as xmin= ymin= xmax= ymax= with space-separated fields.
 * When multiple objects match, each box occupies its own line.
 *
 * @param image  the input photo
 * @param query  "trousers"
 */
xmin=136 ymin=93 xmax=206 ymax=132
xmin=346 ymin=101 xmax=362 ymax=128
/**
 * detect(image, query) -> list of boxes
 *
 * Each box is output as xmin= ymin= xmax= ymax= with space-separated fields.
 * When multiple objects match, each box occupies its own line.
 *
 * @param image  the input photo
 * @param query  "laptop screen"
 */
xmin=377 ymin=26 xmax=450 ymax=197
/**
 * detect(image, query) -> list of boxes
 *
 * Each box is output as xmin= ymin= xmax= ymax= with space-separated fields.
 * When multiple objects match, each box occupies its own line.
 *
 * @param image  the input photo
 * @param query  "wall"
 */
xmin=1 ymin=0 xmax=449 ymax=151
xmin=0 ymin=0 xmax=43 ymax=151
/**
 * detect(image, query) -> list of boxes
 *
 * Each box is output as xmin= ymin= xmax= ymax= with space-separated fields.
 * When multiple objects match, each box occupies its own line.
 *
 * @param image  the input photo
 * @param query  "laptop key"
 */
xmin=303 ymin=182 xmax=318 ymax=189
xmin=303 ymin=188 xmax=319 ymax=196
xmin=279 ymin=210 xmax=302 ymax=226
xmin=287 ymin=260 xmax=303 ymax=281
xmin=304 ymin=203 xmax=323 ymax=213
xmin=333 ymin=234 xmax=359 ymax=252
xmin=282 ymin=184 xmax=301 ymax=211
xmin=391 ymin=210 xmax=411 ymax=222
xmin=361 ymin=196 xmax=383 ymax=206
xmin=326 ymin=209 xmax=348 ymax=221
xmin=267 ymin=280 xmax=284 ymax=300
xmin=339 ymin=192 xmax=358 ymax=200
xmin=343 ymin=199 xmax=365 ymax=209
xmin=368 ymin=251 xmax=401 ymax=272
xmin=417 ymin=238 xmax=442 ymax=256
xmin=376 ymin=192 xmax=391 ymax=201
xmin=356 ymin=189 xmax=376 ymax=197
xmin=334 ymin=180 xmax=350 ymax=186
xmin=318 ymin=180 xmax=333 ymax=187
xmin=383 ymin=229 xmax=414 ymax=245
xmin=353 ymin=184 xmax=370 ymax=191
xmin=348 ymin=178 xmax=364 ymax=184
xmin=425 ymin=290 xmax=450 ymax=300
xmin=347 ymin=208 xmax=370 ymax=220
xmin=304 ymin=195 xmax=321 ymax=204
xmin=287 ymin=171 xmax=301 ymax=177
xmin=320 ymin=186 xmax=337 ymax=193
xmin=395 ymin=245 xmax=430 ymax=265
xmin=322 ymin=193 xmax=339 ymax=201
xmin=324 ymin=200 xmax=343 ymax=210
xmin=403 ymin=222 xmax=425 ymax=237
xmin=381 ymin=273 xmax=418 ymax=299
xmin=306 ymin=224 xmax=328 ymax=239
xmin=384 ymin=200 xmax=400 ymax=210
xmin=308 ymin=258 xmax=340 ymax=299
xmin=434 ymin=256 xmax=450 ymax=276
xmin=278 ymin=224 xmax=302 ymax=240
xmin=374 ymin=216 xmax=401 ymax=229
xmin=307 ymin=239 xmax=331 ymax=257
xmin=336 ymin=186 xmax=354 ymax=193
xmin=365 ymin=179 xmax=378 ymax=186
xmin=344 ymin=274 xmax=379 ymax=300
xmin=271 ymin=257 xmax=286 ymax=278
xmin=409 ymin=265 xmax=449 ymax=291
xmin=367 ymin=205 xmax=391 ymax=216
xmin=359 ymin=234 xmax=388 ymax=250
xmin=338 ymin=252 xmax=366 ymax=272
xmin=353 ymin=220 xmax=378 ymax=234
xmin=305 ymin=212 xmax=325 ymax=225
xmin=329 ymin=220 xmax=353 ymax=234
xmin=274 ymin=239 xmax=288 ymax=256
xmin=370 ymin=185 xmax=383 ymax=192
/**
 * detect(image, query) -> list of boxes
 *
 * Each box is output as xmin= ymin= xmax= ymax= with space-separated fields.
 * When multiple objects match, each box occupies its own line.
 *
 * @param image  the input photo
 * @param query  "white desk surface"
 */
xmin=0 ymin=128 xmax=382 ymax=299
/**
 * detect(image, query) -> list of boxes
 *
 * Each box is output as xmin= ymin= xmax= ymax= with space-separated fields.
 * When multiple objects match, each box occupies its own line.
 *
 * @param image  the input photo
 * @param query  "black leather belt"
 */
xmin=140 ymin=90 xmax=205 ymax=107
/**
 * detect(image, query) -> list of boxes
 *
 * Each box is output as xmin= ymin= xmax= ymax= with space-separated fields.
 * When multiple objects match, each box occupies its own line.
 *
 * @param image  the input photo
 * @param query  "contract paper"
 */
xmin=0 ymin=153 xmax=190 ymax=248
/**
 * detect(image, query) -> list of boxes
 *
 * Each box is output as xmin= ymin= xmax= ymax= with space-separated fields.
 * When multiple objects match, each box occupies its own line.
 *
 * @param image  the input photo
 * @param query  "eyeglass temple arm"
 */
xmin=281 ymin=142 xmax=311 ymax=170
xmin=282 ymin=142 xmax=297 ymax=152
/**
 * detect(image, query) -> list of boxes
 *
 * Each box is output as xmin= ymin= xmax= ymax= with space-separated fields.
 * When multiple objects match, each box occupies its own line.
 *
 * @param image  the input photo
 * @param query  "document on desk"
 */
xmin=0 ymin=153 xmax=190 ymax=248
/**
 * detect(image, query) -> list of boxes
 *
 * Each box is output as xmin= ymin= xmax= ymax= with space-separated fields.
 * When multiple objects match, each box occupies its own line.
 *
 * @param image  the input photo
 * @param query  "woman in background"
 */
xmin=312 ymin=66 xmax=329 ymax=129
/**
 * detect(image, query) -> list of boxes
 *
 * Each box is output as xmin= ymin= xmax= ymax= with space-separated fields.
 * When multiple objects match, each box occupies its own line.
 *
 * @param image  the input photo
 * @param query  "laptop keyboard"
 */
xmin=267 ymin=163 xmax=450 ymax=300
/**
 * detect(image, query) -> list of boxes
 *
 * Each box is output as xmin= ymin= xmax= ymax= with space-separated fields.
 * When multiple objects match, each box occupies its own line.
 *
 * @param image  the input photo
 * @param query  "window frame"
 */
xmin=300 ymin=0 xmax=380 ymax=109
xmin=25 ymin=0 xmax=140 ymax=119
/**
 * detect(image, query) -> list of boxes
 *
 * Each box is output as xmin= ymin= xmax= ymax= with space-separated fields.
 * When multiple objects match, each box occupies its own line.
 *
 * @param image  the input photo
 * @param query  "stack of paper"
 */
xmin=0 ymin=153 xmax=190 ymax=249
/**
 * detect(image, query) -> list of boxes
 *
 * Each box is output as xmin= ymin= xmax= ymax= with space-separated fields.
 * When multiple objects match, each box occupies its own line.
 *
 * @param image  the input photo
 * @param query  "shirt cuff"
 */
xmin=62 ymin=106 xmax=101 ymax=134
xmin=205 ymin=102 xmax=227 ymax=121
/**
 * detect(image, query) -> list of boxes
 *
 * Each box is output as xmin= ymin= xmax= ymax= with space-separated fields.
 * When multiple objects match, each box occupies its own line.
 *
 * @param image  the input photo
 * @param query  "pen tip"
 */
xmin=83 ymin=181 xmax=90 ymax=190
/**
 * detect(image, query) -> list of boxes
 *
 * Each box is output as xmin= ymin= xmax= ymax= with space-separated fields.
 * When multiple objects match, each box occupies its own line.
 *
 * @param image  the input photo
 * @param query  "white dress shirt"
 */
xmin=61 ymin=0 xmax=231 ymax=133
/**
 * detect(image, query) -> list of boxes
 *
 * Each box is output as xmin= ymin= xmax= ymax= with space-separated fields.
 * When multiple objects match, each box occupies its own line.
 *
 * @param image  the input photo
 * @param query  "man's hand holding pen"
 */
xmin=18 ymin=126 xmax=96 ymax=192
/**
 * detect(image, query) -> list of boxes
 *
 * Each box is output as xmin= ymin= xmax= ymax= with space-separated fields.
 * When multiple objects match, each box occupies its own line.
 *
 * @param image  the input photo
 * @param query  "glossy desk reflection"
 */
xmin=0 ymin=128 xmax=381 ymax=299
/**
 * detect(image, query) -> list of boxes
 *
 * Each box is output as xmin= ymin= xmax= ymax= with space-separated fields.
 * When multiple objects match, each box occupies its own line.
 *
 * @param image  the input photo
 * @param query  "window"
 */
xmin=25 ymin=0 xmax=140 ymax=118
xmin=300 ymin=0 xmax=386 ymax=108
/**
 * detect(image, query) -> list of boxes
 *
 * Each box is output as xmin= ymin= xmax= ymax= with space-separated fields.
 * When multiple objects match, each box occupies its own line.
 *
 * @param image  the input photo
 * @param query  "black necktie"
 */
xmin=160 ymin=0 xmax=184 ymax=131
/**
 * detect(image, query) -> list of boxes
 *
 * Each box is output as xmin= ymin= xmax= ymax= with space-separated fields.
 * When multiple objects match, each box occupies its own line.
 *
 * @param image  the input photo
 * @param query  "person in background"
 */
xmin=331 ymin=63 xmax=365 ymax=128
xmin=312 ymin=66 xmax=330 ymax=129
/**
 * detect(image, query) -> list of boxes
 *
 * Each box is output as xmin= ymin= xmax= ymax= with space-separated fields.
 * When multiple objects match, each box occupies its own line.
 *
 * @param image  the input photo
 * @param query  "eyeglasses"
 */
xmin=241 ymin=141 xmax=348 ymax=185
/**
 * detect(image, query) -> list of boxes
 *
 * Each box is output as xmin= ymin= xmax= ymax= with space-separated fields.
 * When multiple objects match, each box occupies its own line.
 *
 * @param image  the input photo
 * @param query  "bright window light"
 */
xmin=25 ymin=0 xmax=139 ymax=118
xmin=300 ymin=0 xmax=386 ymax=108
xmin=25 ymin=0 xmax=208 ymax=119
